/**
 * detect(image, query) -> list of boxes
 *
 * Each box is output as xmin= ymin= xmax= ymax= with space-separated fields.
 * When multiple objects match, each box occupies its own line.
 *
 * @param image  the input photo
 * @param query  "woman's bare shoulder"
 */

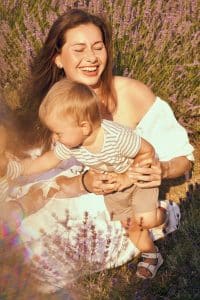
xmin=113 ymin=76 xmax=156 ymax=121
xmin=114 ymin=76 xmax=155 ymax=102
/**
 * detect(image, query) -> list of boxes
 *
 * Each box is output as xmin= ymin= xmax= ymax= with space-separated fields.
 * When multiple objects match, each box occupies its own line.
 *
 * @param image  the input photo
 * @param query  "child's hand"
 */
xmin=109 ymin=172 xmax=134 ymax=192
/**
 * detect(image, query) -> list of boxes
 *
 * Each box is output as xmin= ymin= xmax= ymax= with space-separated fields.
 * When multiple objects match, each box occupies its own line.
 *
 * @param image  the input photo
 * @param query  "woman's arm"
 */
xmin=161 ymin=156 xmax=192 ymax=179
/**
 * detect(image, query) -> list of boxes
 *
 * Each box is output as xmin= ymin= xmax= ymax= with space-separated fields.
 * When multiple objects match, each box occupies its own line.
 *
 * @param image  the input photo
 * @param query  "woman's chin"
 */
xmin=75 ymin=75 xmax=101 ymax=90
xmin=85 ymin=78 xmax=101 ymax=90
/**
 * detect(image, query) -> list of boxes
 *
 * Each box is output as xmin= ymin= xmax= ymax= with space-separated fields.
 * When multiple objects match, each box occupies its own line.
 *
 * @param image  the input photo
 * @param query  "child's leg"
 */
xmin=105 ymin=187 xmax=164 ymax=278
xmin=123 ymin=208 xmax=159 ymax=253
xmin=132 ymin=186 xmax=167 ymax=227
xmin=124 ymin=218 xmax=155 ymax=252
xmin=123 ymin=215 xmax=163 ymax=279
xmin=124 ymin=187 xmax=164 ymax=278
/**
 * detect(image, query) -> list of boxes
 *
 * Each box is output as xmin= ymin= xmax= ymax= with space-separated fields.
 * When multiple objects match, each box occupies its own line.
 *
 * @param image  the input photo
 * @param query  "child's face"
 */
xmin=46 ymin=116 xmax=87 ymax=149
xmin=0 ymin=125 xmax=7 ymax=154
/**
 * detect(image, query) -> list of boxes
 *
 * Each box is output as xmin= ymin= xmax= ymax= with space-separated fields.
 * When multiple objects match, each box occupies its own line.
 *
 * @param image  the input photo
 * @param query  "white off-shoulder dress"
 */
xmin=2 ymin=97 xmax=194 ymax=293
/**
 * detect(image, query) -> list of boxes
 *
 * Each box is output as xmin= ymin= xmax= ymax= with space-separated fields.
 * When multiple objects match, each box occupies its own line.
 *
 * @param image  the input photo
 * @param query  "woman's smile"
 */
xmin=79 ymin=65 xmax=99 ymax=76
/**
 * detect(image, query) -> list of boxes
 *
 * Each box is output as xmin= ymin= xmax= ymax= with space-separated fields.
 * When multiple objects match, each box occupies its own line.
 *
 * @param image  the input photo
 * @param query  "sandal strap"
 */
xmin=137 ymin=261 xmax=155 ymax=275
xmin=140 ymin=246 xmax=159 ymax=259
xmin=141 ymin=252 xmax=158 ymax=259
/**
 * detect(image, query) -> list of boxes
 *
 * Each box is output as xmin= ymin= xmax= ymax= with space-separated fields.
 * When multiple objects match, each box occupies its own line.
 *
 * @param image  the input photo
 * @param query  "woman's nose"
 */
xmin=85 ymin=49 xmax=98 ymax=63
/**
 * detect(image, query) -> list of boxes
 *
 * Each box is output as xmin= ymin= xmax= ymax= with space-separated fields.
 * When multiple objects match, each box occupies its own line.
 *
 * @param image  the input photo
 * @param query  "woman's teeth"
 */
xmin=81 ymin=67 xmax=97 ymax=71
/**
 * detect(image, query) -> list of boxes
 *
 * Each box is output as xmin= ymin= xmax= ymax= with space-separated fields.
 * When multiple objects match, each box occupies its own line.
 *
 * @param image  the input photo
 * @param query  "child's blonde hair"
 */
xmin=39 ymin=79 xmax=101 ymax=127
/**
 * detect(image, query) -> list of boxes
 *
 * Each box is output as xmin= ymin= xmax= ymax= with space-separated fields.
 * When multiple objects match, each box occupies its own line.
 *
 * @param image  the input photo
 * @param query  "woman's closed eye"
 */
xmin=72 ymin=42 xmax=105 ymax=53
xmin=73 ymin=47 xmax=85 ymax=52
xmin=93 ymin=46 xmax=104 ymax=51
xmin=93 ymin=42 xmax=105 ymax=51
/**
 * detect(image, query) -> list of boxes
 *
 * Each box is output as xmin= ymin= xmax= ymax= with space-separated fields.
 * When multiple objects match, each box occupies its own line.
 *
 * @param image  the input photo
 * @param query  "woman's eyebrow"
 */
xmin=71 ymin=41 xmax=103 ymax=46
xmin=71 ymin=42 xmax=85 ymax=46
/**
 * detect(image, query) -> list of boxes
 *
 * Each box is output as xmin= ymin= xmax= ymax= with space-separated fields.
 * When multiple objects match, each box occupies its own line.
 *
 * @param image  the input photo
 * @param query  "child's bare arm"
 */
xmin=107 ymin=138 xmax=156 ymax=192
xmin=21 ymin=150 xmax=63 ymax=176
xmin=133 ymin=138 xmax=155 ymax=167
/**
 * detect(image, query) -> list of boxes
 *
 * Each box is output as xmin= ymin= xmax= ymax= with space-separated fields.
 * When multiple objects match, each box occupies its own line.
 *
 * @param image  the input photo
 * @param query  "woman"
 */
xmin=1 ymin=8 xmax=193 ymax=292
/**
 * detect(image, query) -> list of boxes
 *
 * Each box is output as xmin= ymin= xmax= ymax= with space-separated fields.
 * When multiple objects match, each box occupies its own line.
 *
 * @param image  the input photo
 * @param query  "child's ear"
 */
xmin=80 ymin=121 xmax=92 ymax=136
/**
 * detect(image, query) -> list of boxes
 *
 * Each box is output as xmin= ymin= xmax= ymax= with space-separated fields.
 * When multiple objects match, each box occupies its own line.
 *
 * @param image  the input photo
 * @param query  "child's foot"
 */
xmin=136 ymin=246 xmax=163 ymax=279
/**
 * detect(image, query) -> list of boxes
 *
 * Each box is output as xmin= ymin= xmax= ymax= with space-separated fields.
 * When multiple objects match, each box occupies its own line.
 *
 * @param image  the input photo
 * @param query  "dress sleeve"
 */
xmin=135 ymin=97 xmax=194 ymax=161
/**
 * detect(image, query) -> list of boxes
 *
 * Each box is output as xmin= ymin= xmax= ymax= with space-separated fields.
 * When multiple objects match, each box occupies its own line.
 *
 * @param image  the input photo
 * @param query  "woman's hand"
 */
xmin=128 ymin=158 xmax=162 ymax=188
xmin=82 ymin=169 xmax=119 ymax=195
xmin=56 ymin=158 xmax=161 ymax=197
xmin=107 ymin=172 xmax=135 ymax=192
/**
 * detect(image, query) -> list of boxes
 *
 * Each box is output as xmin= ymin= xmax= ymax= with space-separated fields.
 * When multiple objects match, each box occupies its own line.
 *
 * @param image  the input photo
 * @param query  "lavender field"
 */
xmin=0 ymin=0 xmax=200 ymax=299
xmin=0 ymin=0 xmax=199 ymax=137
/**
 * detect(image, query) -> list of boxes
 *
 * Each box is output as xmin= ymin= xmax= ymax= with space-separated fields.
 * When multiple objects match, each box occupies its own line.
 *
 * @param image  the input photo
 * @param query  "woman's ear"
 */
xmin=55 ymin=55 xmax=63 ymax=69
xmin=80 ymin=121 xmax=92 ymax=136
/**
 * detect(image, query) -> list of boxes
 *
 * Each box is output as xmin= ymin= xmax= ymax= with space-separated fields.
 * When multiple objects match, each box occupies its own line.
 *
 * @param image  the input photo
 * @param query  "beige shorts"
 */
xmin=104 ymin=185 xmax=159 ymax=221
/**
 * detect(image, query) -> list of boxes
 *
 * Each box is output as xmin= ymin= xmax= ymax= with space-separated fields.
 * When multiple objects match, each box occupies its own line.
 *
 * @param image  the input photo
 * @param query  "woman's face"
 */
xmin=55 ymin=23 xmax=107 ymax=90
